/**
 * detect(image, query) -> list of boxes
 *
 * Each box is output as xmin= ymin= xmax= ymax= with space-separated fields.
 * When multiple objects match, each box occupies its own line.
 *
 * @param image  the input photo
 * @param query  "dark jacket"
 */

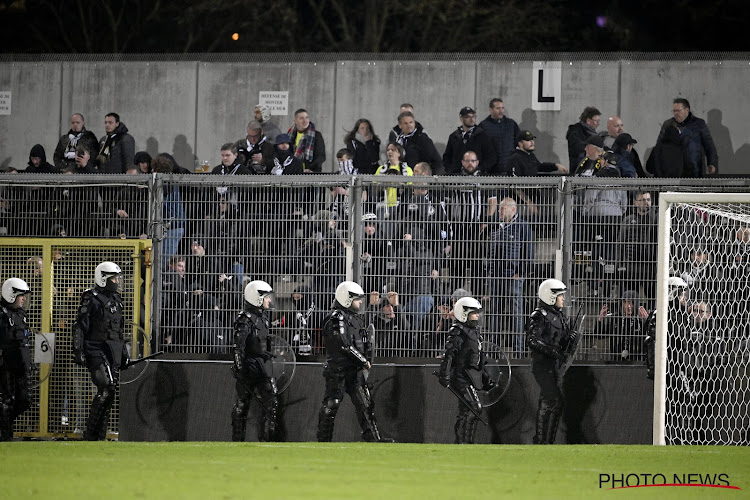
xmin=97 ymin=122 xmax=135 ymax=174
xmin=479 ymin=115 xmax=520 ymax=175
xmin=396 ymin=123 xmax=444 ymax=175
xmin=657 ymin=112 xmax=718 ymax=177
xmin=235 ymin=136 xmax=275 ymax=174
xmin=565 ymin=121 xmax=597 ymax=168
xmin=442 ymin=125 xmax=497 ymax=176
xmin=647 ymin=126 xmax=694 ymax=178
xmin=389 ymin=121 xmax=428 ymax=145
xmin=25 ymin=144 xmax=58 ymax=173
xmin=507 ymin=148 xmax=558 ymax=177
xmin=53 ymin=128 xmax=99 ymax=170
xmin=346 ymin=137 xmax=381 ymax=175
xmin=487 ymin=214 xmax=535 ymax=278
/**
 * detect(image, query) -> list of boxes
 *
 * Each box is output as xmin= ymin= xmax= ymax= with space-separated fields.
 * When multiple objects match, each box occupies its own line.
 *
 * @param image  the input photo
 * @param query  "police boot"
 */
xmin=317 ymin=400 xmax=338 ymax=442
xmin=461 ymin=415 xmax=479 ymax=444
xmin=232 ymin=414 xmax=247 ymax=442
xmin=84 ymin=394 xmax=109 ymax=441
xmin=544 ymin=405 xmax=562 ymax=445
xmin=0 ymin=402 xmax=12 ymax=441
xmin=533 ymin=398 xmax=551 ymax=445
xmin=258 ymin=399 xmax=279 ymax=442
xmin=97 ymin=413 xmax=110 ymax=441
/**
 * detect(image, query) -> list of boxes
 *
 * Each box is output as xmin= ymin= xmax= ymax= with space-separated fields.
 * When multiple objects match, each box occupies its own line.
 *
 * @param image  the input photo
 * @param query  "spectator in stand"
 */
xmin=594 ymin=290 xmax=647 ymax=363
xmin=287 ymin=109 xmax=326 ymax=173
xmin=344 ymin=118 xmax=381 ymax=175
xmin=443 ymin=106 xmax=497 ymax=176
xmin=212 ymin=142 xmax=249 ymax=176
xmin=370 ymin=294 xmax=411 ymax=356
xmin=394 ymin=111 xmax=443 ymax=175
xmin=134 ymin=151 xmax=152 ymax=174
xmin=254 ymin=104 xmax=281 ymax=143
xmin=397 ymin=226 xmax=438 ymax=336
xmin=617 ymin=191 xmax=657 ymax=307
xmin=610 ymin=133 xmax=640 ymax=178
xmin=25 ymin=144 xmax=57 ymax=174
xmin=96 ymin=112 xmax=135 ymax=173
xmin=656 ymin=97 xmax=718 ymax=177
xmin=479 ymin=98 xmax=520 ymax=176
xmin=388 ymin=103 xmax=429 ymax=144
xmin=508 ymin=130 xmax=568 ymax=177
xmin=112 ymin=164 xmax=149 ymax=239
xmin=573 ymin=135 xmax=605 ymax=177
xmin=486 ymin=197 xmax=534 ymax=353
xmin=152 ymin=156 xmax=185 ymax=266
xmin=601 ymin=115 xmax=624 ymax=150
xmin=53 ymin=113 xmax=99 ymax=171
xmin=566 ymin=106 xmax=601 ymax=169
xmin=161 ymin=256 xmax=191 ymax=347
xmin=374 ymin=143 xmax=413 ymax=229
xmin=235 ymin=121 xmax=274 ymax=174
xmin=447 ymin=151 xmax=496 ymax=295
xmin=646 ymin=125 xmax=693 ymax=178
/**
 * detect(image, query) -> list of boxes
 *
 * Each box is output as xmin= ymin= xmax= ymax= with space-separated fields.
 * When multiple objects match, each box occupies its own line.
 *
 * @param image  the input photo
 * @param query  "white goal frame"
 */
xmin=654 ymin=192 xmax=750 ymax=445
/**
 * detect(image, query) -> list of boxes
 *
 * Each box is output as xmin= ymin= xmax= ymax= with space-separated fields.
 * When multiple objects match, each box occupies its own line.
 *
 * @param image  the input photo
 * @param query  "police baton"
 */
xmin=126 ymin=351 xmax=164 ymax=367
xmin=432 ymin=371 xmax=488 ymax=427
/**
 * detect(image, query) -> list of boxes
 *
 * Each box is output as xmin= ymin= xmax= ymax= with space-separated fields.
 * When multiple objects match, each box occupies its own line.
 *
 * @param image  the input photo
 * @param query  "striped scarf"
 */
xmin=287 ymin=121 xmax=317 ymax=163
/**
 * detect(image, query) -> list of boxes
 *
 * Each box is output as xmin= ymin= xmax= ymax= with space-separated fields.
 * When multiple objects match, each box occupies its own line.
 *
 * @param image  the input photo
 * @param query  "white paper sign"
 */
xmin=34 ymin=332 xmax=55 ymax=364
xmin=531 ymin=62 xmax=562 ymax=111
xmin=0 ymin=91 xmax=11 ymax=115
xmin=258 ymin=91 xmax=288 ymax=115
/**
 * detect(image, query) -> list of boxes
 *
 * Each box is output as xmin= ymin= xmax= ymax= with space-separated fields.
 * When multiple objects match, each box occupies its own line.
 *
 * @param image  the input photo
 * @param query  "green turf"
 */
xmin=0 ymin=442 xmax=748 ymax=499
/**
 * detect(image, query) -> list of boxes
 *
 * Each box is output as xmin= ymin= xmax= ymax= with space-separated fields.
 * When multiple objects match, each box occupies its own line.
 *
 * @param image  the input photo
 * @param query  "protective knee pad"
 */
xmin=317 ymin=398 xmax=340 ymax=442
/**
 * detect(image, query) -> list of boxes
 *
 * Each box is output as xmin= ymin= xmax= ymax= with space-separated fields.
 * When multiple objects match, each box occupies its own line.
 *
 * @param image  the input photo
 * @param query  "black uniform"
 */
xmin=526 ymin=300 xmax=573 ymax=444
xmin=0 ymin=299 xmax=31 ymax=441
xmin=438 ymin=321 xmax=494 ymax=444
xmin=231 ymin=304 xmax=279 ymax=442
xmin=72 ymin=287 xmax=128 ymax=441
xmin=317 ymin=306 xmax=389 ymax=442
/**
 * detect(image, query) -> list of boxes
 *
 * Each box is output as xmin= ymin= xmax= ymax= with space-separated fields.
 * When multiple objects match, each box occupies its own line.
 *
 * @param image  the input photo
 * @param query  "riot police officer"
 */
xmin=526 ymin=278 xmax=572 ymax=444
xmin=231 ymin=280 xmax=279 ymax=442
xmin=0 ymin=278 xmax=31 ymax=441
xmin=438 ymin=296 xmax=495 ymax=444
xmin=317 ymin=281 xmax=392 ymax=442
xmin=72 ymin=262 xmax=129 ymax=441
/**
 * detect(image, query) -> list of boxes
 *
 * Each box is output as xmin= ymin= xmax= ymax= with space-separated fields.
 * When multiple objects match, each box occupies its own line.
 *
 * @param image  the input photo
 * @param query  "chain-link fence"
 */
xmin=2 ymin=173 xmax=750 ymax=364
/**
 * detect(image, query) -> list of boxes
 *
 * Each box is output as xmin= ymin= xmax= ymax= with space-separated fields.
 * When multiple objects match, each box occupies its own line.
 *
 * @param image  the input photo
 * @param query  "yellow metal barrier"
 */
xmin=0 ymin=238 xmax=152 ymax=439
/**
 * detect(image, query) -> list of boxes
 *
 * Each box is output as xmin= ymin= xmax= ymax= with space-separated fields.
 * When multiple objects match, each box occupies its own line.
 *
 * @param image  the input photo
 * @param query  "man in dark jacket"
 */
xmin=647 ymin=126 xmax=693 ymax=178
xmin=479 ymin=98 xmax=520 ymax=176
xmin=508 ymin=130 xmax=568 ymax=177
xmin=395 ymin=111 xmax=444 ymax=175
xmin=387 ymin=103 xmax=428 ymax=144
xmin=656 ymin=98 xmax=717 ymax=177
xmin=443 ymin=107 xmax=497 ymax=175
xmin=96 ymin=112 xmax=135 ymax=174
xmin=287 ymin=109 xmax=326 ymax=173
xmin=566 ymin=106 xmax=601 ymax=169
xmin=26 ymin=144 xmax=57 ymax=174
xmin=53 ymin=113 xmax=99 ymax=170
xmin=235 ymin=120 xmax=275 ymax=174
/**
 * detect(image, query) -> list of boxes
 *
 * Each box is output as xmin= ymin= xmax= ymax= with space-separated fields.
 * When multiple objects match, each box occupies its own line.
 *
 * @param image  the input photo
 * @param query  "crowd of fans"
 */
xmin=2 ymin=96 xmax=737 ymax=361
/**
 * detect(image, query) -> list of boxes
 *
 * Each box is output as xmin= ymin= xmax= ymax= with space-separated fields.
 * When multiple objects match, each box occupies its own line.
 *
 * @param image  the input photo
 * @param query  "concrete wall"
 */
xmin=120 ymin=362 xmax=653 ymax=444
xmin=1 ymin=56 xmax=747 ymax=174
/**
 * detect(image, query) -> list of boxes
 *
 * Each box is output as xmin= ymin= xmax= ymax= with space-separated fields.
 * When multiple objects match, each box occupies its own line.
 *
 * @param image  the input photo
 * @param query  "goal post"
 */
xmin=654 ymin=192 xmax=750 ymax=445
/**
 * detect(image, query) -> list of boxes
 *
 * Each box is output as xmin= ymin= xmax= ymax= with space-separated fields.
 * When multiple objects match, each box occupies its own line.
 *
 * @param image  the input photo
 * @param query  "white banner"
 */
xmin=258 ymin=91 xmax=289 ymax=115
xmin=531 ymin=62 xmax=561 ymax=111
xmin=0 ymin=91 xmax=11 ymax=115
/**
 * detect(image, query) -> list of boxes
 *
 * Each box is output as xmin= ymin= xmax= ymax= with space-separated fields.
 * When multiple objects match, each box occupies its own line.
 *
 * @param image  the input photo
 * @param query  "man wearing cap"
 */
xmin=508 ymin=130 xmax=568 ymax=177
xmin=572 ymin=134 xmax=605 ymax=177
xmin=566 ymin=106 xmax=601 ymax=169
xmin=442 ymin=106 xmax=497 ymax=176
xmin=235 ymin=120 xmax=275 ymax=174
xmin=656 ymin=97 xmax=717 ymax=177
xmin=479 ymin=98 xmax=520 ymax=176
xmin=611 ymin=133 xmax=641 ymax=178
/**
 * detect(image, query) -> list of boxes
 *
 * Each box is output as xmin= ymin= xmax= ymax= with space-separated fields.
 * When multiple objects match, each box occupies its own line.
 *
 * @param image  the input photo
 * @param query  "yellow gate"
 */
xmin=0 ymin=238 xmax=152 ymax=439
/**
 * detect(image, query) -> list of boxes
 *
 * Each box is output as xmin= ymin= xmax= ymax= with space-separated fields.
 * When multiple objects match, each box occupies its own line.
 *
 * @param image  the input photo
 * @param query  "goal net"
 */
xmin=654 ymin=193 xmax=750 ymax=445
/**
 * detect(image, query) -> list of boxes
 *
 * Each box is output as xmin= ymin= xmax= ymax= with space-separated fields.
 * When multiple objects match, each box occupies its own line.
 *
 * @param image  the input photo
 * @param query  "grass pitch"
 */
xmin=0 ymin=442 xmax=748 ymax=499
